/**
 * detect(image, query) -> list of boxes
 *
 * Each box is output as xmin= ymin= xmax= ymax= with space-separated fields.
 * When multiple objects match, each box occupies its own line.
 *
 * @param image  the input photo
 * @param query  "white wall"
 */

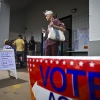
xmin=89 ymin=0 xmax=100 ymax=41
xmin=88 ymin=0 xmax=100 ymax=56
xmin=0 ymin=2 xmax=1 ymax=13
xmin=9 ymin=10 xmax=25 ymax=40
xmin=0 ymin=1 xmax=10 ymax=47
xmin=24 ymin=0 xmax=89 ymax=43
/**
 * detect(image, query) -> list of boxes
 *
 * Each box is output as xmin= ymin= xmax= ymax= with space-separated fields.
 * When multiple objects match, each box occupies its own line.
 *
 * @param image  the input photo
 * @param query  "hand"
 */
xmin=42 ymin=29 xmax=46 ymax=34
xmin=50 ymin=22 xmax=54 ymax=27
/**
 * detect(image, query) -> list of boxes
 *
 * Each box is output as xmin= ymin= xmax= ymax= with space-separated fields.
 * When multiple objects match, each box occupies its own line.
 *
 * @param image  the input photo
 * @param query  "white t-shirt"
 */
xmin=3 ymin=45 xmax=12 ymax=49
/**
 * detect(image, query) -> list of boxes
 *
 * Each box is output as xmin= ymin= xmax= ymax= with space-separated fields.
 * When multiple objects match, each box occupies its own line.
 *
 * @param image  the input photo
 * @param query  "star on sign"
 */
xmin=33 ymin=59 xmax=34 ymax=62
xmin=63 ymin=61 xmax=66 ymax=65
xmin=33 ymin=64 xmax=35 ymax=67
xmin=79 ymin=61 xmax=84 ymax=66
xmin=40 ymin=59 xmax=43 ymax=63
xmin=56 ymin=60 xmax=59 ymax=64
xmin=30 ymin=59 xmax=31 ymax=61
xmin=89 ymin=62 xmax=95 ymax=67
xmin=36 ymin=59 xmax=39 ymax=62
xmin=70 ymin=61 xmax=74 ymax=66
xmin=45 ymin=60 xmax=48 ymax=63
xmin=50 ymin=60 xmax=53 ymax=64
xmin=30 ymin=64 xmax=32 ymax=66
xmin=30 ymin=69 xmax=32 ymax=72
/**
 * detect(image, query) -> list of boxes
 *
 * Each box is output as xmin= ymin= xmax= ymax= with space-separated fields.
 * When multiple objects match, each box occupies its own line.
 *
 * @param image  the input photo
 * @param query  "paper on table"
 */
xmin=74 ymin=30 xmax=78 ymax=40
xmin=84 ymin=34 xmax=89 ymax=45
xmin=79 ymin=33 xmax=89 ymax=45
xmin=74 ymin=40 xmax=79 ymax=50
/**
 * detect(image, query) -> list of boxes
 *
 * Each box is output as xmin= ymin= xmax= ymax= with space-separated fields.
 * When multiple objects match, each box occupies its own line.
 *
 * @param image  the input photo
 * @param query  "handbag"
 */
xmin=48 ymin=27 xmax=65 ymax=41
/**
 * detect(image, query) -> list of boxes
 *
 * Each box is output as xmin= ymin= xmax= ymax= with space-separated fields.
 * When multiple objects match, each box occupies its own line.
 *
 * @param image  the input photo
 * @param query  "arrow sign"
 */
xmin=32 ymin=82 xmax=74 ymax=100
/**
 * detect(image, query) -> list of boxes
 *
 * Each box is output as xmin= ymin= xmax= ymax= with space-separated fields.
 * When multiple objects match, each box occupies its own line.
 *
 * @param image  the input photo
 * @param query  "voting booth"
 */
xmin=0 ymin=49 xmax=17 ymax=79
xmin=27 ymin=56 xmax=100 ymax=100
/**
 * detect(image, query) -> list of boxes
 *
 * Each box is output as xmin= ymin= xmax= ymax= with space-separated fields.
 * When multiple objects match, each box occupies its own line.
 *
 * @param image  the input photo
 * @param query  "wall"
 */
xmin=0 ymin=2 xmax=1 ymax=12
xmin=24 ymin=0 xmax=89 ymax=43
xmin=9 ymin=10 xmax=25 ymax=40
xmin=88 ymin=0 xmax=100 ymax=56
xmin=0 ymin=1 xmax=10 ymax=48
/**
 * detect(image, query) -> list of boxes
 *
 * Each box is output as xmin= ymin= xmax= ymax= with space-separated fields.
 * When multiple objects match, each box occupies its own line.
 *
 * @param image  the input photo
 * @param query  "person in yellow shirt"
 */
xmin=14 ymin=35 xmax=24 ymax=51
xmin=13 ymin=35 xmax=25 ymax=67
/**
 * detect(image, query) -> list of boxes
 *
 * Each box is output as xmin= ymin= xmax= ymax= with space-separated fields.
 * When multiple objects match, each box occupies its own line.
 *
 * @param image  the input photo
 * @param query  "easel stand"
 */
xmin=0 ymin=49 xmax=17 ymax=79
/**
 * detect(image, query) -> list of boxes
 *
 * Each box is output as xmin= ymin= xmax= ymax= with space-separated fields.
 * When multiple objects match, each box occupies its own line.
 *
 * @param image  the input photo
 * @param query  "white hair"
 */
xmin=44 ymin=10 xmax=53 ymax=16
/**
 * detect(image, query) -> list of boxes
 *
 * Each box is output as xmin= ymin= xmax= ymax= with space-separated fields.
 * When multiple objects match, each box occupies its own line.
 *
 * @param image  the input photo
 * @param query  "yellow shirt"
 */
xmin=13 ymin=39 xmax=24 ymax=51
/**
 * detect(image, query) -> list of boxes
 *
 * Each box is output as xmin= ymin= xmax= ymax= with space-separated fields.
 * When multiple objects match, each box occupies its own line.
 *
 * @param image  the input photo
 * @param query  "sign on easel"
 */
xmin=0 ymin=49 xmax=17 ymax=79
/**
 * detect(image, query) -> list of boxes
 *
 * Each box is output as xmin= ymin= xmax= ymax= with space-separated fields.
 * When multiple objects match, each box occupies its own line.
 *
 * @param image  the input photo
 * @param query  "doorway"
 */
xmin=60 ymin=15 xmax=72 ymax=56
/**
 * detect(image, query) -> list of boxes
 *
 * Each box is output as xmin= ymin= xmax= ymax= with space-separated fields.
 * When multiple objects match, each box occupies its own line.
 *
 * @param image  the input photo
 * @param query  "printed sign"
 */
xmin=0 ymin=49 xmax=17 ymax=79
xmin=0 ymin=51 xmax=15 ymax=70
xmin=27 ymin=56 xmax=100 ymax=100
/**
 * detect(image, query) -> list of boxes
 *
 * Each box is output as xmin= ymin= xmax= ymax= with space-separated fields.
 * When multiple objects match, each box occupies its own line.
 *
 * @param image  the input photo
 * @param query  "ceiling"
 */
xmin=4 ymin=0 xmax=36 ymax=12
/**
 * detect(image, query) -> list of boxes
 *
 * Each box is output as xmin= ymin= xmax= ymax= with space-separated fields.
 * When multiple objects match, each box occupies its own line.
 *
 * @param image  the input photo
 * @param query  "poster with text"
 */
xmin=27 ymin=56 xmax=100 ymax=100
xmin=0 ymin=50 xmax=15 ymax=70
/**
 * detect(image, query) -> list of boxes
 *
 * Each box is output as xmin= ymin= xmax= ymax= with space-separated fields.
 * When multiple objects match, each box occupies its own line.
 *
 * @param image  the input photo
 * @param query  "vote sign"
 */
xmin=27 ymin=56 xmax=100 ymax=100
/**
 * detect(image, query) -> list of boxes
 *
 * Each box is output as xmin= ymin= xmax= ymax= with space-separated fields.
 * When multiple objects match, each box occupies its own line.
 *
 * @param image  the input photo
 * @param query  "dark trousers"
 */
xmin=16 ymin=51 xmax=24 ymax=67
xmin=45 ymin=43 xmax=59 ymax=56
xmin=23 ymin=50 xmax=27 ymax=62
